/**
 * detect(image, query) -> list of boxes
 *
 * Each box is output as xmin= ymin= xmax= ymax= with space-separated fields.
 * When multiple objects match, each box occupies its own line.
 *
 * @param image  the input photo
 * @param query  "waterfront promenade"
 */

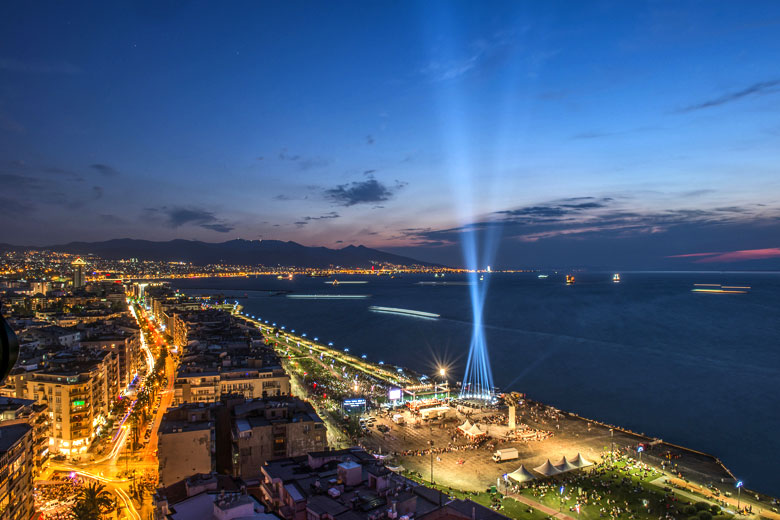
xmin=236 ymin=309 xmax=778 ymax=519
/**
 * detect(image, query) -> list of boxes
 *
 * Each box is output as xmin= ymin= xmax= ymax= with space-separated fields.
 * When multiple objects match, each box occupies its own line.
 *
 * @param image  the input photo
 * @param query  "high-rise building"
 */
xmin=71 ymin=257 xmax=87 ymax=288
xmin=0 ymin=423 xmax=35 ymax=520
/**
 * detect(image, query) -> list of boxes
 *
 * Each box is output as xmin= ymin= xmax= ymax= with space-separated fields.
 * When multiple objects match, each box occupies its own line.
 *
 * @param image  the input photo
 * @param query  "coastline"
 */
xmin=229 ymin=308 xmax=778 ymax=509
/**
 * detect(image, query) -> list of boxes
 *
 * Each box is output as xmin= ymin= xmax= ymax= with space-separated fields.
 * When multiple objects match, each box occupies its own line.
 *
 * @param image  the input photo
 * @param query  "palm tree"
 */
xmin=69 ymin=482 xmax=116 ymax=519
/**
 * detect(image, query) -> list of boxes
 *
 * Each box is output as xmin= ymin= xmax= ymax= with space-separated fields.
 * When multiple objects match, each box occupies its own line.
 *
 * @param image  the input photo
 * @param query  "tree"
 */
xmin=69 ymin=482 xmax=116 ymax=520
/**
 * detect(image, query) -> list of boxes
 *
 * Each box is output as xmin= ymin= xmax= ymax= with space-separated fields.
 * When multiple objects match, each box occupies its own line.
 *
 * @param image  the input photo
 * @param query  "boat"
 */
xmin=479 ymin=275 xmax=484 ymax=281
xmin=612 ymin=273 xmax=620 ymax=283
xmin=537 ymin=274 xmax=548 ymax=279
xmin=566 ymin=275 xmax=575 ymax=285
xmin=332 ymin=279 xmax=339 ymax=286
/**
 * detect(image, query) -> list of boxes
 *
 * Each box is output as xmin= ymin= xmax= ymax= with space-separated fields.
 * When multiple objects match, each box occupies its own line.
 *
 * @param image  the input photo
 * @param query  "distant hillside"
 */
xmin=37 ymin=238 xmax=437 ymax=268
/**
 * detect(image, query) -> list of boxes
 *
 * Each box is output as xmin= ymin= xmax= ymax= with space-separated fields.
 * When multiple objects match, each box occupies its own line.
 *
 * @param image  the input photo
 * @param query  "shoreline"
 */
xmin=228 ymin=309 xmax=778 ymax=507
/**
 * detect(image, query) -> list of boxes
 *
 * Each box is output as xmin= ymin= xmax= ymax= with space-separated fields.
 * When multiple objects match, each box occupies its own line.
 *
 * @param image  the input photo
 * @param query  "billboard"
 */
xmin=388 ymin=388 xmax=402 ymax=401
xmin=343 ymin=398 xmax=366 ymax=409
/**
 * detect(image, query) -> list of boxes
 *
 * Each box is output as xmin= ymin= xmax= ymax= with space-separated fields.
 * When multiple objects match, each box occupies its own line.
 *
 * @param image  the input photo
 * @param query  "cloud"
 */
xmin=294 ymin=221 xmax=308 ymax=228
xmin=278 ymin=149 xmax=329 ymax=170
xmin=571 ymin=131 xmax=615 ymax=140
xmin=273 ymin=194 xmax=292 ymax=201
xmin=0 ymin=196 xmax=34 ymax=216
xmin=92 ymin=186 xmax=103 ymax=199
xmin=420 ymin=29 xmax=527 ymax=82
xmin=677 ymin=80 xmax=780 ymax=112
xmin=324 ymin=178 xmax=405 ymax=206
xmin=298 ymin=157 xmax=330 ymax=170
xmin=0 ymin=58 xmax=80 ymax=75
xmin=303 ymin=212 xmax=340 ymax=221
xmin=667 ymin=247 xmax=780 ymax=263
xmin=200 ymin=223 xmax=234 ymax=233
xmin=99 ymin=214 xmax=125 ymax=225
xmin=366 ymin=135 xmax=375 ymax=145
xmin=398 ymin=195 xmax=778 ymax=247
xmin=157 ymin=206 xmax=234 ymax=233
xmin=42 ymin=167 xmax=83 ymax=181
xmin=90 ymin=163 xmax=120 ymax=176
xmin=363 ymin=169 xmax=377 ymax=176
xmin=278 ymin=149 xmax=301 ymax=161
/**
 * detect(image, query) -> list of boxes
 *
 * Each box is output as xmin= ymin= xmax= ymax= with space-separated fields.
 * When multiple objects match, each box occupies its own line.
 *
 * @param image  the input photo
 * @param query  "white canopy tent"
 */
xmin=465 ymin=423 xmax=485 ymax=438
xmin=534 ymin=459 xmax=562 ymax=476
xmin=555 ymin=456 xmax=578 ymax=473
xmin=506 ymin=465 xmax=536 ymax=484
xmin=571 ymin=453 xmax=593 ymax=468
xmin=457 ymin=420 xmax=473 ymax=433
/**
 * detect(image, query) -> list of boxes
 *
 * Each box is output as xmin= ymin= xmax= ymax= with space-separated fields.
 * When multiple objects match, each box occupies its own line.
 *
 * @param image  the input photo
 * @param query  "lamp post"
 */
xmin=439 ymin=368 xmax=446 ymax=400
xmin=610 ymin=428 xmax=614 ymax=456
xmin=429 ymin=429 xmax=435 ymax=485
xmin=123 ymin=425 xmax=129 ymax=473
xmin=559 ymin=485 xmax=565 ymax=512
xmin=736 ymin=480 xmax=743 ymax=510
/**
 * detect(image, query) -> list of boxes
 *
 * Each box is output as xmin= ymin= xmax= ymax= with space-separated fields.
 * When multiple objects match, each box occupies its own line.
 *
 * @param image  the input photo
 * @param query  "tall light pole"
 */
xmin=429 ymin=428 xmax=435 ymax=485
xmin=736 ymin=480 xmax=743 ymax=510
xmin=559 ymin=485 xmax=565 ymax=512
xmin=610 ymin=428 xmax=614 ymax=456
xmin=439 ymin=368 xmax=446 ymax=400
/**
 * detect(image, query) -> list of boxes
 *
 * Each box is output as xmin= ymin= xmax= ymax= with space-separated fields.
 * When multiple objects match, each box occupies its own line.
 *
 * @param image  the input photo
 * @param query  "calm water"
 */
xmin=173 ymin=272 xmax=780 ymax=495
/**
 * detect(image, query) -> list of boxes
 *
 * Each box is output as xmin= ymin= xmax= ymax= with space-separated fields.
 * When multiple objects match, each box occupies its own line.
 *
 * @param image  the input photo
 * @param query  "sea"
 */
xmin=172 ymin=271 xmax=780 ymax=496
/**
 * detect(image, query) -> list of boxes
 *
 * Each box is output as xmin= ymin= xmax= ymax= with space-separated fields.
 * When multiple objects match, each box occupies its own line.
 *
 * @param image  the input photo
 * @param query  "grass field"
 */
xmin=403 ymin=457 xmax=733 ymax=520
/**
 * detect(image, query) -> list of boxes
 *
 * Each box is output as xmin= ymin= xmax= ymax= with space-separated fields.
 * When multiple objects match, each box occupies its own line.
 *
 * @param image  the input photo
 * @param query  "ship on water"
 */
xmin=537 ymin=274 xmax=548 ymax=279
xmin=566 ymin=274 xmax=575 ymax=284
xmin=613 ymin=273 xmax=620 ymax=283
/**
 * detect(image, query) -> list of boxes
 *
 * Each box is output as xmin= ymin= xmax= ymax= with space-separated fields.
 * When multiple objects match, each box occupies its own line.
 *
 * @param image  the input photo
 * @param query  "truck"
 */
xmin=392 ymin=414 xmax=405 ymax=425
xmin=492 ymin=448 xmax=519 ymax=462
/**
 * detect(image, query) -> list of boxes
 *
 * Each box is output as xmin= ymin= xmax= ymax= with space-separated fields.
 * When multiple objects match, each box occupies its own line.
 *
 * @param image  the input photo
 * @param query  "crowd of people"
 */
xmin=34 ymin=474 xmax=84 ymax=518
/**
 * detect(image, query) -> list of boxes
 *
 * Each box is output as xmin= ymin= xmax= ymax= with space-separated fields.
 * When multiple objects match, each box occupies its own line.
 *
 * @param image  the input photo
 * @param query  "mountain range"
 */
xmin=0 ymin=239 xmax=436 ymax=268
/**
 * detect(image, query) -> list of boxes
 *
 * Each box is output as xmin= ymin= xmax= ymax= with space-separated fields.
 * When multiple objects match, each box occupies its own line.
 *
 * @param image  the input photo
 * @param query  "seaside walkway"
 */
xmin=649 ymin=476 xmax=780 ymax=520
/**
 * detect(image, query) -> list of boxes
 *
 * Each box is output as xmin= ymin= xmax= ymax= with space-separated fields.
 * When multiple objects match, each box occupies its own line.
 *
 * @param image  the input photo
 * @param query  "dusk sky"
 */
xmin=2 ymin=1 xmax=780 ymax=268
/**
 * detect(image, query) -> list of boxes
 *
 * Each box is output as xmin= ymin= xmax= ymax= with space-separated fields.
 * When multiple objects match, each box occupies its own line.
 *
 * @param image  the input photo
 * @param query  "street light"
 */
xmin=429 ymin=431 xmax=435 ymax=485
xmin=610 ymin=428 xmax=614 ymax=455
xmin=559 ymin=485 xmax=565 ymax=512
xmin=736 ymin=480 xmax=743 ymax=510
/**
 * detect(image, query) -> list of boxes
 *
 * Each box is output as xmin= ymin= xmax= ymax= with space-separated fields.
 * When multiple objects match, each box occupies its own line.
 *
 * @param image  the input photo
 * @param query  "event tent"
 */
xmin=533 ymin=459 xmax=562 ymax=476
xmin=571 ymin=453 xmax=593 ymax=468
xmin=465 ymin=423 xmax=485 ymax=437
xmin=555 ymin=456 xmax=579 ymax=473
xmin=506 ymin=465 xmax=536 ymax=484
xmin=458 ymin=420 xmax=473 ymax=433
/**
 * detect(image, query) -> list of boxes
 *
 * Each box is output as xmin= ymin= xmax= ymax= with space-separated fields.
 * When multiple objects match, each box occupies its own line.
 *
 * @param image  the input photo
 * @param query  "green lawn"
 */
xmin=402 ymin=470 xmax=551 ymax=520
xmin=515 ymin=459 xmax=731 ymax=520
xmin=401 ymin=458 xmax=732 ymax=520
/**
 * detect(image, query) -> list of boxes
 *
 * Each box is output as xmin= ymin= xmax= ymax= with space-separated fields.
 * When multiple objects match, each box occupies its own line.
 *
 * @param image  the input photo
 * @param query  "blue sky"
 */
xmin=1 ymin=1 xmax=779 ymax=268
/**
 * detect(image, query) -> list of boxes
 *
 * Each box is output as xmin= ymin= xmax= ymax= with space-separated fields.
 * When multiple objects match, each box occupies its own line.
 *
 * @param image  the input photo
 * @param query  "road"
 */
xmin=237 ymin=314 xmax=416 ymax=387
xmin=39 ymin=301 xmax=174 ymax=519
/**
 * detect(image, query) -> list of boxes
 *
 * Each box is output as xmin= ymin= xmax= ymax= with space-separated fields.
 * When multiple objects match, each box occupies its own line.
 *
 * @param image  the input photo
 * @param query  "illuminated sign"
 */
xmin=72 ymin=400 xmax=85 ymax=406
xmin=343 ymin=398 xmax=366 ymax=408
xmin=388 ymin=388 xmax=402 ymax=401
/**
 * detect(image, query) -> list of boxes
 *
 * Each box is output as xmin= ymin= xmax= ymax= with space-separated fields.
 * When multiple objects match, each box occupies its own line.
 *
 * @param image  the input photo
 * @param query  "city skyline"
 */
xmin=2 ymin=1 xmax=780 ymax=269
